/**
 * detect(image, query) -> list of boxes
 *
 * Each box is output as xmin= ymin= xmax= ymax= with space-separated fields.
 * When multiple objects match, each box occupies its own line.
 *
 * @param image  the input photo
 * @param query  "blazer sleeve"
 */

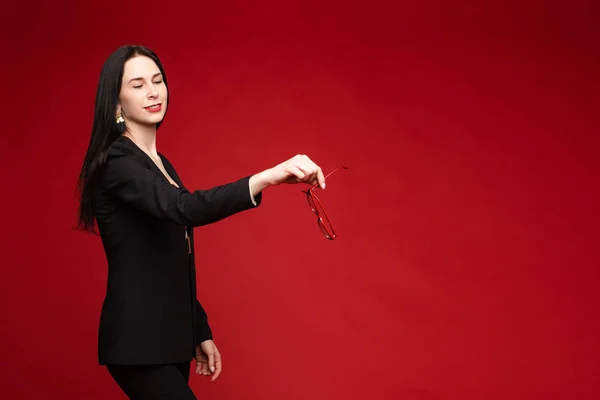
xmin=195 ymin=299 xmax=213 ymax=344
xmin=101 ymin=152 xmax=262 ymax=227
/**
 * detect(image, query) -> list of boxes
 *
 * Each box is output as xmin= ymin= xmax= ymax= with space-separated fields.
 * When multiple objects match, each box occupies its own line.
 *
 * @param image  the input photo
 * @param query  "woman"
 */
xmin=76 ymin=44 xmax=325 ymax=400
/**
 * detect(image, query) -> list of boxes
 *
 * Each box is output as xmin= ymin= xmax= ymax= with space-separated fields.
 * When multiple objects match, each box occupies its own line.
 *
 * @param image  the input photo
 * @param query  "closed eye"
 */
xmin=133 ymin=80 xmax=162 ymax=89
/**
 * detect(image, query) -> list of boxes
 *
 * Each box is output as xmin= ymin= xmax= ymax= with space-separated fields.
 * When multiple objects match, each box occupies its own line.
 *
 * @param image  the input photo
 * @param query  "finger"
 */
xmin=208 ymin=348 xmax=216 ymax=374
xmin=211 ymin=351 xmax=222 ymax=381
xmin=196 ymin=361 xmax=207 ymax=375
xmin=305 ymin=157 xmax=325 ymax=189
xmin=195 ymin=347 xmax=207 ymax=363
xmin=296 ymin=164 xmax=317 ymax=183
xmin=286 ymin=165 xmax=306 ymax=182
xmin=316 ymin=166 xmax=325 ymax=189
xmin=300 ymin=156 xmax=325 ymax=188
xmin=196 ymin=360 xmax=205 ymax=374
xmin=301 ymin=155 xmax=319 ymax=172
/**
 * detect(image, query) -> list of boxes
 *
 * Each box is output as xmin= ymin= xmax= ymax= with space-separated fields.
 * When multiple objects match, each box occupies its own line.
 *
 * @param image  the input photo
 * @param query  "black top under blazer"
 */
xmin=92 ymin=136 xmax=261 ymax=365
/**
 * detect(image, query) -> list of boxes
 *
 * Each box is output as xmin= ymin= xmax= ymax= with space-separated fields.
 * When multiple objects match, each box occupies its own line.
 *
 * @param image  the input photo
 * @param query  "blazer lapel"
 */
xmin=117 ymin=137 xmax=186 ymax=190
xmin=159 ymin=154 xmax=186 ymax=191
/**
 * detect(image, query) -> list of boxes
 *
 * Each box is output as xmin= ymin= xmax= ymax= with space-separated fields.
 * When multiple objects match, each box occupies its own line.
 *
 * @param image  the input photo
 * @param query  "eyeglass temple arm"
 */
xmin=309 ymin=166 xmax=348 ymax=190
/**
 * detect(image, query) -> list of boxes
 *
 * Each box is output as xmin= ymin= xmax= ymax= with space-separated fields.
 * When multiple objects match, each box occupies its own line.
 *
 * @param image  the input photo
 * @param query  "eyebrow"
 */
xmin=127 ymin=72 xmax=163 ymax=84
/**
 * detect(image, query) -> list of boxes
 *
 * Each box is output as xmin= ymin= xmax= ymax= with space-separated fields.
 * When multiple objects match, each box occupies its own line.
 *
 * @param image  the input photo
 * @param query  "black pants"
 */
xmin=107 ymin=362 xmax=196 ymax=400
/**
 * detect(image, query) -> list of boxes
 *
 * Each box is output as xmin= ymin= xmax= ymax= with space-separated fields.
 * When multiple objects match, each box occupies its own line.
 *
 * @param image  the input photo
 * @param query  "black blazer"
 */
xmin=92 ymin=136 xmax=261 ymax=365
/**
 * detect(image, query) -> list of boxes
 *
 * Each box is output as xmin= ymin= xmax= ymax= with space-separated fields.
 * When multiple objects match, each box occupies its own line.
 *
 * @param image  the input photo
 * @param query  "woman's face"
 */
xmin=118 ymin=55 xmax=168 ymax=128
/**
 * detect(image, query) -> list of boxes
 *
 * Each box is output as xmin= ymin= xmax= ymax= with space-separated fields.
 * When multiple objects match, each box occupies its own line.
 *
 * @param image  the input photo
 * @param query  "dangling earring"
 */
xmin=115 ymin=109 xmax=125 ymax=134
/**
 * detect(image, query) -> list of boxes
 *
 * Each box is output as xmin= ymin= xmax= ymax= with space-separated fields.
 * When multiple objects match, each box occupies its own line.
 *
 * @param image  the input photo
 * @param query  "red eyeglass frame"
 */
xmin=302 ymin=166 xmax=348 ymax=240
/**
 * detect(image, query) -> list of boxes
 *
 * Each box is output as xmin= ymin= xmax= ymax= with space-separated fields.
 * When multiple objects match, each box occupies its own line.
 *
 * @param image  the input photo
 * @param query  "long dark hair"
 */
xmin=76 ymin=44 xmax=169 ymax=234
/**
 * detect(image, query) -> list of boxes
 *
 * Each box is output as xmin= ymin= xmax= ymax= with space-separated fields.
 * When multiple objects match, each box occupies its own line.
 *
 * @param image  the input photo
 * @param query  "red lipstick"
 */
xmin=145 ymin=104 xmax=162 ymax=112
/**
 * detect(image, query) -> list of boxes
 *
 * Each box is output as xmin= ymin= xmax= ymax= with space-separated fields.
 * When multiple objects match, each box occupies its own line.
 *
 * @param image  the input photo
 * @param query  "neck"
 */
xmin=122 ymin=122 xmax=158 ymax=158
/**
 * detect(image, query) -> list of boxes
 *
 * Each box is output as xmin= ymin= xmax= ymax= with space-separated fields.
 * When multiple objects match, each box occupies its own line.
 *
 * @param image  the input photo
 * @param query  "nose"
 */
xmin=147 ymin=84 xmax=159 ymax=99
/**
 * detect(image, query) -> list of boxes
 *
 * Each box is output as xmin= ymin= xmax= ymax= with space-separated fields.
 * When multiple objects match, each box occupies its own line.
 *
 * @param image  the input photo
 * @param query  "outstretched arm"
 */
xmin=103 ymin=152 xmax=260 ymax=227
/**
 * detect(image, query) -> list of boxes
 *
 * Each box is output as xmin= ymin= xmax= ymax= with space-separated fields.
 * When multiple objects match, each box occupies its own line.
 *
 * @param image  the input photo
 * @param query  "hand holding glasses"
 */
xmin=302 ymin=166 xmax=348 ymax=240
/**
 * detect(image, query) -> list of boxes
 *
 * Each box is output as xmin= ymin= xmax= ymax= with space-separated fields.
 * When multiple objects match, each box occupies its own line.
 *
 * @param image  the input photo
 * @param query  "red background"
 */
xmin=1 ymin=1 xmax=599 ymax=399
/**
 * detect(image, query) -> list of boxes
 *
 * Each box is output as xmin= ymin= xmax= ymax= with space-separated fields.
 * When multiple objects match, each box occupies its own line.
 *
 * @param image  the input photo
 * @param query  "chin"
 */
xmin=148 ymin=114 xmax=166 ymax=125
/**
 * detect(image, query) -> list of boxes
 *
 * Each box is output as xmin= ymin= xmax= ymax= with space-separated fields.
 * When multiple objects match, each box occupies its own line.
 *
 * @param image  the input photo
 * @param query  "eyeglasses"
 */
xmin=302 ymin=166 xmax=348 ymax=240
